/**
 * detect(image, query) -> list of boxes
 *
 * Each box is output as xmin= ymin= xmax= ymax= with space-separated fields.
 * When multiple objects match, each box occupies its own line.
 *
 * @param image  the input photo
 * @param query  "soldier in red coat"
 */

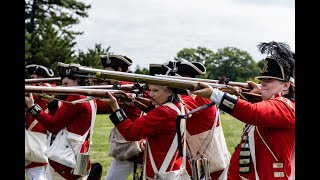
xmin=155 ymin=61 xmax=230 ymax=180
xmin=25 ymin=64 xmax=58 ymax=180
xmin=191 ymin=41 xmax=295 ymax=180
xmin=103 ymin=66 xmax=191 ymax=179
xmin=175 ymin=61 xmax=230 ymax=180
xmin=25 ymin=63 xmax=97 ymax=180
xmin=98 ymin=54 xmax=143 ymax=180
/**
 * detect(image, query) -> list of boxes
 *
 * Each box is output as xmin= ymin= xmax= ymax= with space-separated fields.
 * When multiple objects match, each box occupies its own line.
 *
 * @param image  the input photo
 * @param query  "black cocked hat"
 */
xmin=149 ymin=63 xmax=171 ymax=76
xmin=176 ymin=62 xmax=206 ymax=78
xmin=162 ymin=61 xmax=182 ymax=76
xmin=57 ymin=62 xmax=82 ymax=79
xmin=26 ymin=64 xmax=54 ymax=77
xmin=100 ymin=54 xmax=132 ymax=72
xmin=150 ymin=61 xmax=187 ymax=95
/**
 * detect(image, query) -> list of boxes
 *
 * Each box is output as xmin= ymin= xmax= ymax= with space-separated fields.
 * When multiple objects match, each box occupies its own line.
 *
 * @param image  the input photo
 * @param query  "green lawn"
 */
xmin=90 ymin=112 xmax=245 ymax=180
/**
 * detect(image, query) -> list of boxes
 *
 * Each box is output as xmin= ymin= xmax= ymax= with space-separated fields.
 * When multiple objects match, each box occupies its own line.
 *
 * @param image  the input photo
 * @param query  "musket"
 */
xmin=73 ymin=84 xmax=153 ymax=112
xmin=63 ymin=62 xmax=219 ymax=90
xmin=70 ymin=84 xmax=136 ymax=91
xmin=58 ymin=62 xmax=262 ymax=103
xmin=25 ymin=77 xmax=61 ymax=84
xmin=155 ymin=74 xmax=261 ymax=92
xmin=154 ymin=74 xmax=263 ymax=103
xmin=26 ymin=80 xmax=145 ymax=92
xmin=25 ymin=75 xmax=109 ymax=84
xmin=25 ymin=85 xmax=130 ymax=100
xmin=25 ymin=85 xmax=154 ymax=111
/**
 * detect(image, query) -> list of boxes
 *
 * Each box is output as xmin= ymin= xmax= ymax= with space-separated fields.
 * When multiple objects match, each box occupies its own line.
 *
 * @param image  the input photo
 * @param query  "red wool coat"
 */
xmin=181 ymin=95 xmax=223 ymax=179
xmin=96 ymin=81 xmax=142 ymax=120
xmin=34 ymin=95 xmax=95 ymax=180
xmin=227 ymin=94 xmax=295 ymax=180
xmin=25 ymin=83 xmax=57 ymax=169
xmin=116 ymin=102 xmax=185 ymax=178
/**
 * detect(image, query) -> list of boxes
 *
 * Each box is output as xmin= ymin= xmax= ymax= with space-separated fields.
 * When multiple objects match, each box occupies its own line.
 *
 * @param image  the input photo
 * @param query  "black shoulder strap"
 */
xmin=176 ymin=101 xmax=216 ymax=156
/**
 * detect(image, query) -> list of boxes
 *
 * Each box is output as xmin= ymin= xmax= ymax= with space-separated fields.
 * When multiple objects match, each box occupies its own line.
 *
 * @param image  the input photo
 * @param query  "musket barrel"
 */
xmin=69 ymin=84 xmax=135 ymax=90
xmin=25 ymin=77 xmax=61 ymax=84
xmin=155 ymin=74 xmax=258 ymax=90
xmin=76 ymin=66 xmax=205 ymax=91
xmin=25 ymin=85 xmax=120 ymax=98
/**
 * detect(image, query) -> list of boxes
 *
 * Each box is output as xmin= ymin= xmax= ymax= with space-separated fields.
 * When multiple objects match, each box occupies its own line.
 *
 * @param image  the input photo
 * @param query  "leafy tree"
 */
xmin=174 ymin=46 xmax=215 ymax=65
xmin=25 ymin=21 xmax=76 ymax=75
xmin=25 ymin=0 xmax=90 ymax=37
xmin=209 ymin=47 xmax=261 ymax=82
xmin=25 ymin=0 xmax=91 ymax=72
xmin=175 ymin=47 xmax=216 ymax=78
xmin=134 ymin=65 xmax=149 ymax=75
xmin=76 ymin=44 xmax=111 ymax=69
xmin=175 ymin=47 xmax=262 ymax=82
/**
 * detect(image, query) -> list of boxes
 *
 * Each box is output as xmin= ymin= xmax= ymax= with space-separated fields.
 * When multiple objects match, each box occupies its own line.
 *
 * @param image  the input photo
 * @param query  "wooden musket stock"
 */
xmin=133 ymin=96 xmax=155 ymax=113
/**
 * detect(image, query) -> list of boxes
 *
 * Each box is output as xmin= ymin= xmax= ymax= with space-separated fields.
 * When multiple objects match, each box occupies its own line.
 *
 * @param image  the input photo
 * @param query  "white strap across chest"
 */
xmin=148 ymin=102 xmax=187 ymax=174
xmin=186 ymin=106 xmax=220 ymax=157
xmin=248 ymin=126 xmax=260 ymax=180
xmin=88 ymin=99 xmax=97 ymax=146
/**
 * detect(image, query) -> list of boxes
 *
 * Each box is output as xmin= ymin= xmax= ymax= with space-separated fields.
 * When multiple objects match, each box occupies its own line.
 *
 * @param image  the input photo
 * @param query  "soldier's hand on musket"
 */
xmin=219 ymin=86 xmax=242 ymax=95
xmin=190 ymin=82 xmax=214 ymax=99
xmin=191 ymin=82 xmax=238 ymax=104
xmin=122 ymin=93 xmax=136 ymax=106
xmin=40 ymin=94 xmax=55 ymax=103
xmin=112 ymin=91 xmax=134 ymax=106
xmin=25 ymin=93 xmax=35 ymax=108
xmin=138 ymin=139 xmax=146 ymax=151
xmin=247 ymin=81 xmax=261 ymax=95
xmin=104 ymin=91 xmax=120 ymax=111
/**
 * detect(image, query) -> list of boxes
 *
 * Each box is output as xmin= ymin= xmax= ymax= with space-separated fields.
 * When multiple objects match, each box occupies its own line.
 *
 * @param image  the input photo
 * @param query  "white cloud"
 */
xmin=73 ymin=0 xmax=295 ymax=71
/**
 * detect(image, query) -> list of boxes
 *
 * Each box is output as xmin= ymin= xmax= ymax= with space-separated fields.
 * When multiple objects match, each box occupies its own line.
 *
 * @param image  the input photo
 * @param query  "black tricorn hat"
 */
xmin=255 ymin=41 xmax=295 ymax=84
xmin=176 ymin=61 xmax=206 ymax=78
xmin=162 ymin=61 xmax=182 ymax=76
xmin=149 ymin=62 xmax=187 ymax=95
xmin=57 ymin=62 xmax=82 ymax=79
xmin=149 ymin=63 xmax=171 ymax=76
xmin=100 ymin=54 xmax=132 ymax=72
xmin=26 ymin=64 xmax=54 ymax=77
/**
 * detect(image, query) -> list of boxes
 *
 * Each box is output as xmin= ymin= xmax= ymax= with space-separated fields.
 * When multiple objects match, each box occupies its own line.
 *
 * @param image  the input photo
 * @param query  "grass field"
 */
xmin=90 ymin=112 xmax=245 ymax=180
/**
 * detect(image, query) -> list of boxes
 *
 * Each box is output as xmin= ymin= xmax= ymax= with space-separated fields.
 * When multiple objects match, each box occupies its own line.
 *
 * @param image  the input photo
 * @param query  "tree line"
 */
xmin=25 ymin=0 xmax=263 ymax=82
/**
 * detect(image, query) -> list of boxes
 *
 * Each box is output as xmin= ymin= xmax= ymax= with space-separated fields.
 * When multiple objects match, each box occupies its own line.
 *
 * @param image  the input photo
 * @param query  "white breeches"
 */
xmin=105 ymin=159 xmax=133 ymax=180
xmin=25 ymin=165 xmax=48 ymax=180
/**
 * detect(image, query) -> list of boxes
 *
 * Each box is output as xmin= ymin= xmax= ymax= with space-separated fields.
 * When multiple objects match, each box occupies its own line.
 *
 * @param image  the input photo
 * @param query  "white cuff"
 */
xmin=210 ymin=89 xmax=238 ymax=105
xmin=209 ymin=89 xmax=225 ymax=104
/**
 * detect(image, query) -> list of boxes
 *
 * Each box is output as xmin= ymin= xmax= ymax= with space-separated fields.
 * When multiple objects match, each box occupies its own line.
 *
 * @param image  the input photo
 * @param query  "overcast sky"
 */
xmin=73 ymin=0 xmax=295 ymax=71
